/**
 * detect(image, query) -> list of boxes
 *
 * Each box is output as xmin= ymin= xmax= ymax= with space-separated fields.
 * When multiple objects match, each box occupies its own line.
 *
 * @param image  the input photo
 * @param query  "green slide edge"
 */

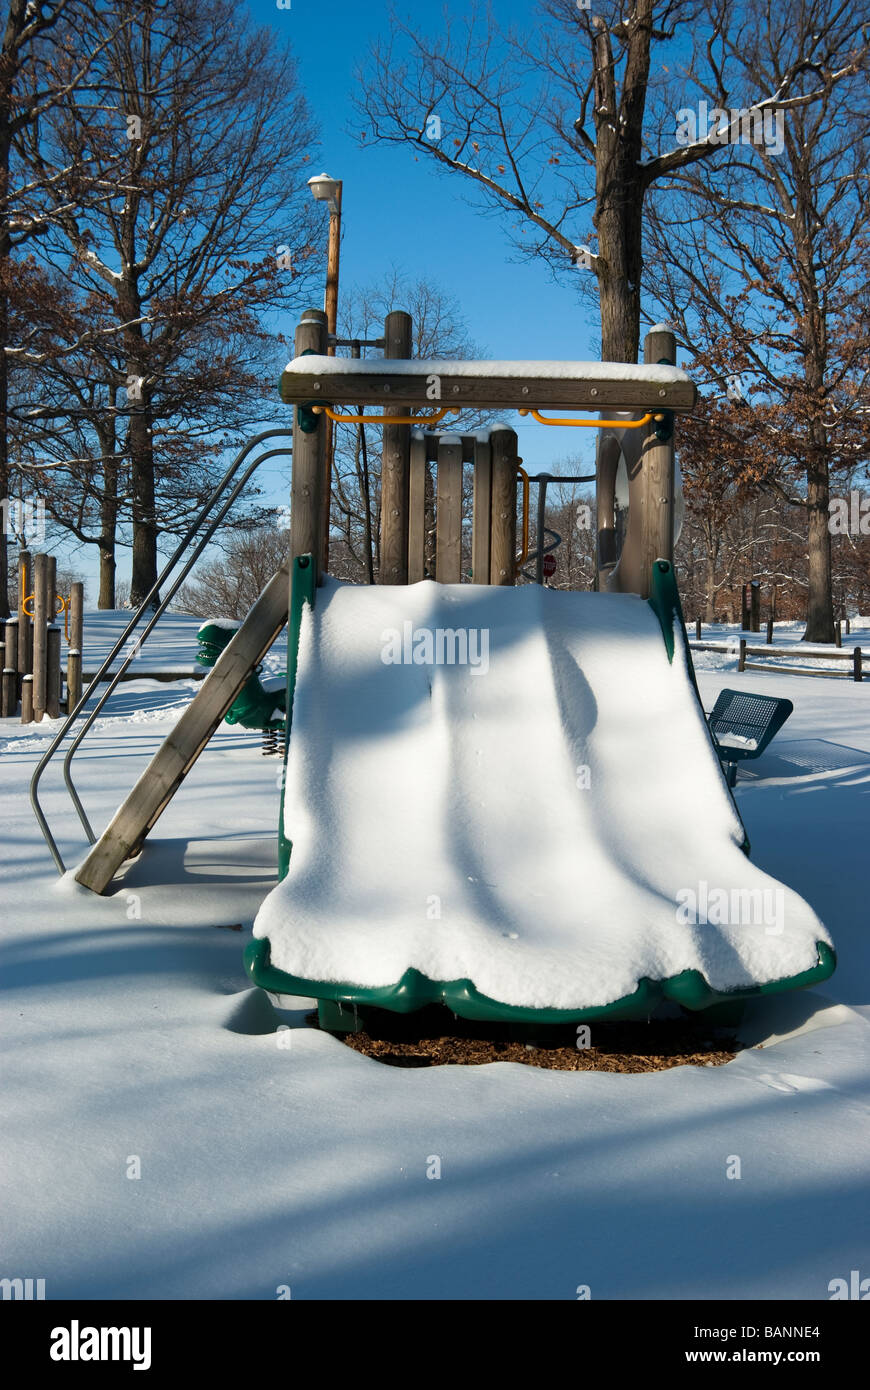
xmin=277 ymin=554 xmax=318 ymax=878
xmin=253 ymin=557 xmax=834 ymax=1022
xmin=648 ymin=558 xmax=751 ymax=856
xmin=244 ymin=936 xmax=836 ymax=1024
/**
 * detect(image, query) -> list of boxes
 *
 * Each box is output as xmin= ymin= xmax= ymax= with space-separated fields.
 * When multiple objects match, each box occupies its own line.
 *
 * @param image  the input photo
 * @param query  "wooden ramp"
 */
xmin=74 ymin=562 xmax=291 ymax=895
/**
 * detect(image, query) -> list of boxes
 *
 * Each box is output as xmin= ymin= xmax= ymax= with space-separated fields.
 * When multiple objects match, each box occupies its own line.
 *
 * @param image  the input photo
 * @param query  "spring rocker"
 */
xmin=70 ymin=308 xmax=835 ymax=1031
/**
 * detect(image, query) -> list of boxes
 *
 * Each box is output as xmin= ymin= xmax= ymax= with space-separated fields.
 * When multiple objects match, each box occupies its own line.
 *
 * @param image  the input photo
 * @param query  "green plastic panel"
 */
xmin=245 ymin=936 xmax=836 ymax=1025
xmin=197 ymin=622 xmax=286 ymax=732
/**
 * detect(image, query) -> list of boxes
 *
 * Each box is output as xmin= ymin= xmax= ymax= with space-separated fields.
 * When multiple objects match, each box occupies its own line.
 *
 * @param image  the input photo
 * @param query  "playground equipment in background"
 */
xmin=196 ymin=620 xmax=287 ymax=748
xmin=29 ymin=308 xmax=834 ymax=1030
xmin=0 ymin=551 xmax=84 ymax=722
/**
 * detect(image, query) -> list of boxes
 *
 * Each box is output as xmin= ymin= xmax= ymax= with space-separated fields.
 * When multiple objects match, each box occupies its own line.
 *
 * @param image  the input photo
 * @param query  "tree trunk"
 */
xmin=804 ymin=461 xmax=835 ymax=642
xmin=130 ymin=408 xmax=158 ymax=609
xmin=704 ymin=545 xmax=717 ymax=623
xmin=98 ymin=430 xmax=119 ymax=608
xmin=98 ymin=546 xmax=117 ymax=609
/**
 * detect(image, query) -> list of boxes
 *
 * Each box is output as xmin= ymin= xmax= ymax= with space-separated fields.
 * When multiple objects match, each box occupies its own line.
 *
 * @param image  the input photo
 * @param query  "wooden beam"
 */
xmin=489 ymin=429 xmax=518 ymax=585
xmin=17 ymin=550 xmax=31 ymax=677
xmin=471 ymin=438 xmax=492 ymax=584
xmin=408 ymin=433 xmax=427 ymax=583
xmin=435 ymin=438 xmax=463 ymax=584
xmin=380 ymin=311 xmax=413 ymax=583
xmin=46 ymin=624 xmax=61 ymax=719
xmin=32 ymin=553 xmax=48 ymax=721
xmin=67 ymin=582 xmax=84 ymax=710
xmin=74 ymin=562 xmax=291 ymax=896
xmin=280 ymin=361 xmax=697 ymax=413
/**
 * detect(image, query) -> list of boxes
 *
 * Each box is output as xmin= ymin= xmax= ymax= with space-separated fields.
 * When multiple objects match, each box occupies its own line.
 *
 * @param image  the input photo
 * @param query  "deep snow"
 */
xmin=1 ymin=613 xmax=868 ymax=1299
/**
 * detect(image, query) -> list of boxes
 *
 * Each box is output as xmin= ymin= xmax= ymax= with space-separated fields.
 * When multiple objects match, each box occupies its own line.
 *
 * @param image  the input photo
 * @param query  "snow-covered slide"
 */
xmin=248 ymin=567 xmax=835 ymax=1021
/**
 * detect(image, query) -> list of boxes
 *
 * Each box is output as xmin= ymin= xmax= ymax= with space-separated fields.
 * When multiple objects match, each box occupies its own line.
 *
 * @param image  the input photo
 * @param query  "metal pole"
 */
xmin=29 ymin=432 xmax=293 ymax=874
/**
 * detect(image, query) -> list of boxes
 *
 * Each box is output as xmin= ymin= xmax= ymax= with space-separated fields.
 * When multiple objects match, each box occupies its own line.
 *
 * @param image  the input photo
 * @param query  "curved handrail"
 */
xmin=60 ymin=445 xmax=293 ymax=842
xmin=312 ymin=403 xmax=457 ymax=427
xmin=518 ymin=409 xmax=658 ymax=429
xmin=30 ymin=429 xmax=293 ymax=874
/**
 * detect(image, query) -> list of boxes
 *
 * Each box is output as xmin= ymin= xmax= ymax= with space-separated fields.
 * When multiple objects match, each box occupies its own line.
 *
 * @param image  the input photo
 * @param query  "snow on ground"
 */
xmin=79 ymin=609 xmax=288 ymax=676
xmin=1 ymin=613 xmax=869 ymax=1300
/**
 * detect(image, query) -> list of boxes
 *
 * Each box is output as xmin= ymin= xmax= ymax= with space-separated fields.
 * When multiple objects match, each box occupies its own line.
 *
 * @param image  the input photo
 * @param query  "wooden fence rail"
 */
xmin=689 ymin=639 xmax=865 ymax=682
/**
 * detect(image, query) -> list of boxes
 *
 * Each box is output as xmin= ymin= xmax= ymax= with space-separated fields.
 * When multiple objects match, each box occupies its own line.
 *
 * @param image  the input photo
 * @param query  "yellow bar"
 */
xmin=518 ymin=409 xmax=657 ymax=429
xmin=312 ymin=403 xmax=456 ymax=428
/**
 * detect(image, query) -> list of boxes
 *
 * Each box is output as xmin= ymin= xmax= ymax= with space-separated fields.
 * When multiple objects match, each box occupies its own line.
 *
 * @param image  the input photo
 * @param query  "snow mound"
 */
xmin=254 ymin=581 xmax=830 ymax=1010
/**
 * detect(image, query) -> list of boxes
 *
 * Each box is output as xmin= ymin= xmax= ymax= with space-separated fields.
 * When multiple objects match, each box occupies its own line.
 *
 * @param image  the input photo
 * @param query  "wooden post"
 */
xmin=740 ymin=584 xmax=750 ymax=632
xmin=290 ymin=310 xmax=328 ymax=581
xmin=738 ymin=638 xmax=746 ymax=673
xmin=21 ymin=673 xmax=33 ymax=723
xmin=854 ymin=647 xmax=863 ymax=683
xmin=835 ymin=619 xmax=842 ymax=648
xmin=750 ymin=580 xmax=760 ymax=632
xmin=408 ymin=434 xmax=428 ymax=583
xmin=46 ymin=553 xmax=57 ymax=623
xmin=845 ymin=616 xmax=851 ymax=636
xmin=3 ymin=617 xmax=17 ymax=715
xmin=435 ymin=438 xmax=463 ymax=583
xmin=17 ymin=550 xmax=32 ymax=677
xmin=2 ymin=666 xmax=17 ymax=718
xmin=380 ymin=310 xmax=413 ymax=583
xmin=472 ymin=438 xmax=493 ymax=584
xmin=637 ymin=327 xmax=676 ymax=597
xmin=766 ymin=617 xmax=774 ymax=644
xmin=695 ymin=617 xmax=702 ymax=641
xmin=46 ymin=624 xmax=61 ymax=719
xmin=32 ymin=553 xmax=49 ymax=721
xmin=67 ymin=582 xmax=84 ymax=710
xmin=489 ymin=428 xmax=518 ymax=585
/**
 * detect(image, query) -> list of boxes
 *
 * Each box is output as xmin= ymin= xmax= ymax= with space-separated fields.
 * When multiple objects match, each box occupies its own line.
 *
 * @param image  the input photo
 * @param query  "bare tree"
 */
xmin=174 ymin=521 xmax=291 ymax=620
xmin=1 ymin=0 xmax=128 ymax=617
xmin=647 ymin=0 xmax=870 ymax=639
xmin=25 ymin=0 xmax=319 ymax=606
xmin=355 ymin=0 xmax=864 ymax=363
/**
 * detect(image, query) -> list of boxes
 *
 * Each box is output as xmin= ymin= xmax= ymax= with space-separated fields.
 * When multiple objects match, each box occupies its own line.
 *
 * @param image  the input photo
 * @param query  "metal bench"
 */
xmin=707 ymin=688 xmax=794 ymax=787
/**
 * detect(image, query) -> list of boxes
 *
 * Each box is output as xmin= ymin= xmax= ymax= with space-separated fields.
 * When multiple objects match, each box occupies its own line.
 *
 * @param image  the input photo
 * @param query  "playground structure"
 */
xmin=0 ymin=551 xmax=83 ymax=722
xmin=27 ymin=309 xmax=835 ymax=1029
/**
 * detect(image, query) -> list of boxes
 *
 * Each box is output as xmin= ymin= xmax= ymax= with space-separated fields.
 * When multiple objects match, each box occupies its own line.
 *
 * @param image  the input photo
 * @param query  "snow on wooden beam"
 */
xmin=279 ymin=357 xmax=697 ymax=413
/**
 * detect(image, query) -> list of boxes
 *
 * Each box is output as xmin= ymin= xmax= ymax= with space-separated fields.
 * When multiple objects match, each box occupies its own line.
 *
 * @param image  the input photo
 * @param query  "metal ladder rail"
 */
xmin=60 ymin=443 xmax=294 ymax=841
xmin=30 ymin=430 xmax=294 ymax=874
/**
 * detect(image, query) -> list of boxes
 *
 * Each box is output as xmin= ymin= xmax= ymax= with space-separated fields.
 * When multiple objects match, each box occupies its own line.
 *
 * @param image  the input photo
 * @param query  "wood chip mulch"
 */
xmin=318 ymin=1008 xmax=739 ymax=1072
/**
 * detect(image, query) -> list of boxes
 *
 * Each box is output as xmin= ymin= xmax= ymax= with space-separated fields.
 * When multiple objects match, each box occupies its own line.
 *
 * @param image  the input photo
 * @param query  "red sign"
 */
xmin=542 ymin=554 xmax=557 ymax=578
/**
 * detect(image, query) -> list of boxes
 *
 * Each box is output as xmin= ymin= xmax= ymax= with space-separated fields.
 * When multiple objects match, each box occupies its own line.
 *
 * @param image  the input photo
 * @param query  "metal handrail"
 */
xmin=30 ymin=429 xmax=293 ymax=874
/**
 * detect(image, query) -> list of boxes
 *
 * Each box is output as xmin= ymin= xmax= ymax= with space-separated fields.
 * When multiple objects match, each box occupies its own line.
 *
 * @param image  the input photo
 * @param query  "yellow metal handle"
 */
xmin=312 ymin=403 xmax=458 ymax=428
xmin=516 ymin=463 xmax=530 ymax=567
xmin=518 ymin=409 xmax=658 ymax=429
xmin=21 ymin=591 xmax=69 ymax=639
